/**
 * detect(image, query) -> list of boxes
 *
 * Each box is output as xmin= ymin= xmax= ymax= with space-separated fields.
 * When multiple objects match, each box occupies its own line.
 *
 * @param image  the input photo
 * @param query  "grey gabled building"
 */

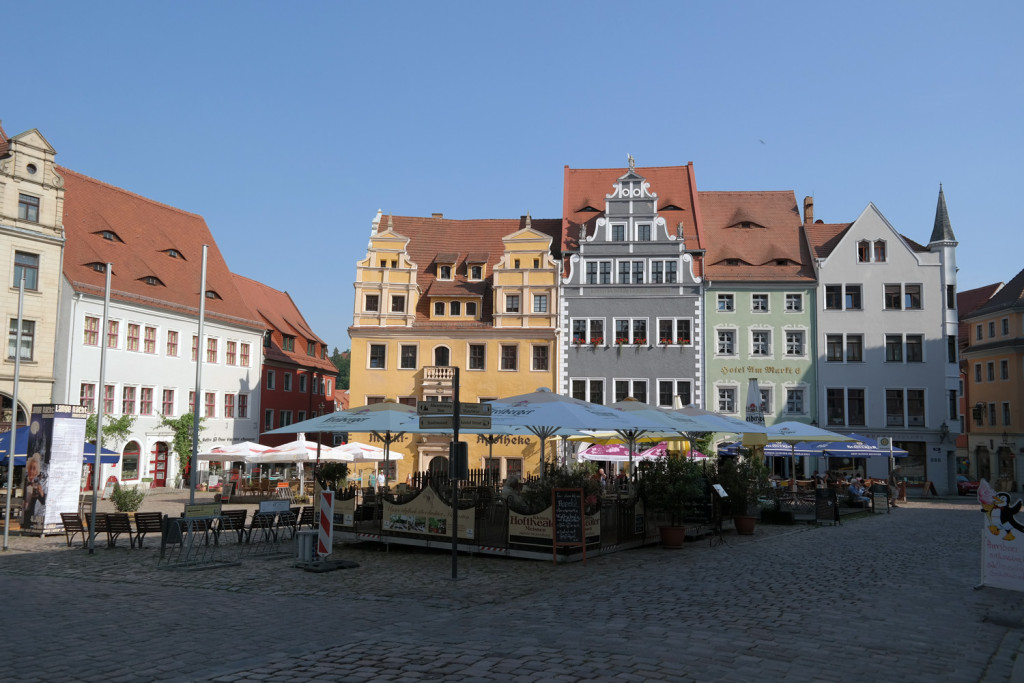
xmin=560 ymin=161 xmax=704 ymax=410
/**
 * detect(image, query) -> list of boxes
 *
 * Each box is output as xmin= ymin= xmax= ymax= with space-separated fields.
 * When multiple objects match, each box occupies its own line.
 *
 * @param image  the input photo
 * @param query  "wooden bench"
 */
xmin=219 ymin=509 xmax=247 ymax=543
xmin=60 ymin=512 xmax=88 ymax=548
xmin=106 ymin=512 xmax=135 ymax=548
xmin=133 ymin=512 xmax=164 ymax=548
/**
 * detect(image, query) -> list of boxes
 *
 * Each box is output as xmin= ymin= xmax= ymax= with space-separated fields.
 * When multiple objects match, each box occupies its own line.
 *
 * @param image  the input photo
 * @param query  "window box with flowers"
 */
xmin=615 ymin=337 xmax=628 ymax=347
xmin=660 ymin=337 xmax=672 ymax=346
xmin=591 ymin=337 xmax=603 ymax=348
xmin=677 ymin=337 xmax=690 ymax=345
xmin=635 ymin=337 xmax=647 ymax=346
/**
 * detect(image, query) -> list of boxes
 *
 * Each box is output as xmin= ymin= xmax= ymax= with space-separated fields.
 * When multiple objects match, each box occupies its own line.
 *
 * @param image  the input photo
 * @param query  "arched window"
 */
xmin=122 ymin=441 xmax=141 ymax=480
xmin=434 ymin=346 xmax=450 ymax=366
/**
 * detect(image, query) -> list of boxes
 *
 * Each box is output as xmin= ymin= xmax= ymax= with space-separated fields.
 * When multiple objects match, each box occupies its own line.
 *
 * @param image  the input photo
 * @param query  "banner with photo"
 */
xmin=509 ymin=506 xmax=600 ymax=552
xmin=382 ymin=486 xmax=474 ymax=540
xmin=22 ymin=404 xmax=88 ymax=533
xmin=979 ymin=479 xmax=1024 ymax=592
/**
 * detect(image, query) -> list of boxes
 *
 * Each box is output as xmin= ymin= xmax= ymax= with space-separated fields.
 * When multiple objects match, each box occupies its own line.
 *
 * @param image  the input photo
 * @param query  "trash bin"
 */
xmin=296 ymin=529 xmax=317 ymax=563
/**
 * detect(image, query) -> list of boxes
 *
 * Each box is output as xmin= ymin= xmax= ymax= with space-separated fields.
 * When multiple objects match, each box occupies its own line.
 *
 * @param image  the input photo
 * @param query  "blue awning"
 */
xmin=0 ymin=426 xmax=119 ymax=466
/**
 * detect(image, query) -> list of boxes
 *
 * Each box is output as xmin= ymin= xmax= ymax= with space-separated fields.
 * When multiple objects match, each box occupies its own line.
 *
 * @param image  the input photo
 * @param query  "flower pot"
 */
xmin=658 ymin=525 xmax=688 ymax=548
xmin=734 ymin=515 xmax=757 ymax=535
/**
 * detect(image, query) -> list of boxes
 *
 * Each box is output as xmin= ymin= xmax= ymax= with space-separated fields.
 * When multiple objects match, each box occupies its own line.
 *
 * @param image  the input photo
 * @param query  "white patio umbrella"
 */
xmin=264 ymin=401 xmax=423 ymax=489
xmin=250 ymin=436 xmax=353 ymax=492
xmin=486 ymin=390 xmax=670 ymax=478
xmin=334 ymin=441 xmax=404 ymax=462
xmin=671 ymin=406 xmax=772 ymax=437
xmin=198 ymin=441 xmax=270 ymax=462
xmin=763 ymin=421 xmax=855 ymax=490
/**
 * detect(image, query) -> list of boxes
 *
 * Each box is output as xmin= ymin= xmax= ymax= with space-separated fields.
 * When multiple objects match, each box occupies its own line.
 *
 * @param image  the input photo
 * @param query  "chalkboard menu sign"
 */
xmin=815 ymin=488 xmax=838 ymax=524
xmin=551 ymin=488 xmax=585 ymax=563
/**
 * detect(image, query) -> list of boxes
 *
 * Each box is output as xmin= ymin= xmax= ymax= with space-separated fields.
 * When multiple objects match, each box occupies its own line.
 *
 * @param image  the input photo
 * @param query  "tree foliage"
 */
xmin=331 ymin=347 xmax=350 ymax=389
xmin=160 ymin=413 xmax=205 ymax=480
xmin=85 ymin=413 xmax=136 ymax=449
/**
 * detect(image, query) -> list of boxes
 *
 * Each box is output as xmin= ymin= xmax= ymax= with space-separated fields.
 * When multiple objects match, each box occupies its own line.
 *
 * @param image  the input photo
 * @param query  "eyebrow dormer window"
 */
xmin=141 ymin=276 xmax=165 ymax=286
xmin=165 ymin=249 xmax=182 ymax=259
xmin=205 ymin=290 xmax=221 ymax=300
xmin=88 ymin=262 xmax=107 ymax=273
xmin=95 ymin=230 xmax=124 ymax=242
xmin=438 ymin=265 xmax=452 ymax=280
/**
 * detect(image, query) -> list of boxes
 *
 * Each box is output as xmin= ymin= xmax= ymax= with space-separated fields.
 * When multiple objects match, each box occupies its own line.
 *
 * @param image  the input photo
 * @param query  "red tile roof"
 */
xmin=562 ymin=164 xmax=703 ymax=253
xmin=231 ymin=274 xmax=338 ymax=374
xmin=958 ymin=283 xmax=1003 ymax=319
xmin=803 ymin=222 xmax=853 ymax=259
xmin=377 ymin=215 xmax=561 ymax=324
xmin=700 ymin=191 xmax=815 ymax=282
xmin=59 ymin=167 xmax=262 ymax=329
xmin=972 ymin=269 xmax=1024 ymax=317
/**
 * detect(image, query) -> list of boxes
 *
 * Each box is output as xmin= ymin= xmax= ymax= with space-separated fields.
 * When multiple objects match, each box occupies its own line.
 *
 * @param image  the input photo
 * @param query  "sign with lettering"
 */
xmin=552 ymin=488 xmax=585 ymax=563
xmin=979 ymin=479 xmax=1024 ymax=593
xmin=417 ymin=402 xmax=455 ymax=415
xmin=459 ymin=403 xmax=492 ymax=416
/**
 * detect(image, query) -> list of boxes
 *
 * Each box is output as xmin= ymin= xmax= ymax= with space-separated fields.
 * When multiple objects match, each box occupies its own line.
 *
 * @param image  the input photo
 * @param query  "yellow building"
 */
xmin=962 ymin=269 xmax=1024 ymax=490
xmin=0 ymin=125 xmax=65 ymax=427
xmin=349 ymin=211 xmax=562 ymax=483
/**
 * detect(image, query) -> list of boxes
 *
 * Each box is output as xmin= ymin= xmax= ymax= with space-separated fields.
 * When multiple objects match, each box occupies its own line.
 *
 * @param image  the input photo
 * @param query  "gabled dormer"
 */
xmin=353 ymin=211 xmax=418 ymax=328
xmin=589 ymin=157 xmax=670 ymax=243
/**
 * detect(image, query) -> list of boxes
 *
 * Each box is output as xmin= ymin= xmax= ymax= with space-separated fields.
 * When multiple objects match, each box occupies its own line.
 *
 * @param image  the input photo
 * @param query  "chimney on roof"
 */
xmin=803 ymin=196 xmax=814 ymax=225
xmin=432 ymin=212 xmax=443 ymax=219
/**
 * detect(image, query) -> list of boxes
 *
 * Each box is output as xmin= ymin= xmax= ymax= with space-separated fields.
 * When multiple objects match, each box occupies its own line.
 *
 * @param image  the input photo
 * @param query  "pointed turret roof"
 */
xmin=930 ymin=184 xmax=957 ymax=243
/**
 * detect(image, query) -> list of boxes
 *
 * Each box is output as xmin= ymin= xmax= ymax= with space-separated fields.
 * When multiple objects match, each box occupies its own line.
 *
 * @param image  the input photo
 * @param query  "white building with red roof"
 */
xmin=53 ymin=168 xmax=265 ymax=488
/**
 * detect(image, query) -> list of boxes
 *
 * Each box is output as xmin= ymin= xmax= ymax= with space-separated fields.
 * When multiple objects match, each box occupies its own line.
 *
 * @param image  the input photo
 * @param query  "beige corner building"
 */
xmin=0 ymin=123 xmax=65 ymax=427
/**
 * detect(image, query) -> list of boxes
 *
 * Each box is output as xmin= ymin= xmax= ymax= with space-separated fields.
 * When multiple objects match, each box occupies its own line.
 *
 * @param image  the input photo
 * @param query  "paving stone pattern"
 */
xmin=1 ymin=493 xmax=1023 ymax=682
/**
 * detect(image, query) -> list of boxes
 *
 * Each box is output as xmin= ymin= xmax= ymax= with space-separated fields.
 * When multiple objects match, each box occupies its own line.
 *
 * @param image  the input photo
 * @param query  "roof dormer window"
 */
xmin=140 ymin=276 xmax=165 ymax=286
xmin=438 ymin=265 xmax=452 ymax=280
xmin=88 ymin=262 xmax=107 ymax=273
xmin=95 ymin=230 xmax=124 ymax=242
xmin=164 ymin=248 xmax=183 ymax=259
xmin=205 ymin=290 xmax=221 ymax=300
xmin=469 ymin=265 xmax=483 ymax=280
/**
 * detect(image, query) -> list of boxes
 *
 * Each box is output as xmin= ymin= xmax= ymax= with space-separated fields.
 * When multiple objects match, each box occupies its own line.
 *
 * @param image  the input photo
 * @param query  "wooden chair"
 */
xmin=60 ymin=512 xmax=88 ymax=548
xmin=133 ymin=512 xmax=164 ymax=548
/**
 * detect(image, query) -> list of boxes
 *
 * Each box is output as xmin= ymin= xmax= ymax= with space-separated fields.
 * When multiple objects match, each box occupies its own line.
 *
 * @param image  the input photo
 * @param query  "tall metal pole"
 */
xmin=190 ymin=246 xmax=208 ymax=504
xmin=451 ymin=366 xmax=460 ymax=580
xmin=2 ymin=273 xmax=26 ymax=550
xmin=88 ymin=264 xmax=112 ymax=553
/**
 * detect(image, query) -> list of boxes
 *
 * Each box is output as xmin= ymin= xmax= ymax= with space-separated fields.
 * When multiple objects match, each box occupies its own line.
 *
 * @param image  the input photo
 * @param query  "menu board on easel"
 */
xmin=552 ymin=488 xmax=585 ymax=564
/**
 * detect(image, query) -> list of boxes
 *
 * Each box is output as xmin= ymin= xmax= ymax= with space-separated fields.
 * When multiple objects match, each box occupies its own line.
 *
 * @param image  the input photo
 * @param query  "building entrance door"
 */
xmin=153 ymin=442 xmax=169 ymax=487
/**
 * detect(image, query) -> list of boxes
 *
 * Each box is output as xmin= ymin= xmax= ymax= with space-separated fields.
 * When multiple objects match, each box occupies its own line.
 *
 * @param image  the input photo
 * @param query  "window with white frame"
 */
xmin=614 ymin=318 xmax=648 ymax=345
xmin=785 ymin=293 xmax=803 ymax=312
xmin=505 ymin=295 xmax=520 ymax=313
xmin=238 ymin=394 xmax=248 ymax=418
xmin=827 ymin=387 xmax=866 ymax=426
xmin=365 ymin=294 xmax=379 ymax=312
xmin=140 ymin=387 xmax=153 ymax=415
xmin=533 ymin=294 xmax=548 ymax=313
xmin=785 ymin=388 xmax=805 ymax=415
xmin=717 ymin=329 xmax=736 ymax=355
xmin=122 ymin=386 xmax=137 ymax=415
xmin=84 ymin=316 xmax=100 ymax=346
xmin=434 ymin=301 xmax=445 ymax=316
xmin=571 ymin=318 xmax=605 ymax=345
xmin=224 ymin=394 xmax=235 ymax=418
xmin=751 ymin=294 xmax=769 ymax=312
xmin=7 ymin=319 xmax=34 ymax=360
xmin=400 ymin=344 xmax=417 ymax=369
xmin=637 ymin=224 xmax=651 ymax=241
xmin=166 ymin=330 xmax=179 ymax=357
xmin=144 ymin=326 xmax=157 ymax=354
xmin=614 ymin=379 xmax=648 ymax=403
xmin=751 ymin=330 xmax=771 ymax=356
xmin=266 ymin=369 xmax=276 ymax=390
xmin=13 ymin=251 xmax=39 ymax=290
xmin=80 ymin=383 xmax=96 ymax=412
xmin=466 ymin=301 xmax=478 ymax=317
xmin=299 ymin=374 xmax=307 ymax=393
xmin=280 ymin=410 xmax=292 ymax=427
xmin=825 ymin=284 xmax=862 ymax=310
xmin=391 ymin=295 xmax=406 ymax=313
xmin=264 ymin=409 xmax=274 ymax=430
xmin=717 ymin=293 xmax=734 ymax=312
xmin=468 ymin=344 xmax=485 ymax=370
xmin=611 ymin=224 xmax=625 ymax=241
xmin=570 ymin=378 xmax=604 ymax=405
xmin=657 ymin=380 xmax=692 ymax=408
xmin=657 ymin=318 xmax=691 ymax=345
xmin=650 ymin=260 xmax=678 ymax=284
xmin=162 ymin=389 xmax=175 ymax=416
xmin=369 ymin=344 xmax=386 ymax=369
xmin=717 ymin=386 xmax=737 ymax=413
xmin=617 ymin=260 xmax=644 ymax=284
xmin=283 ymin=373 xmax=292 ymax=392
xmin=785 ymin=330 xmax=805 ymax=356
xmin=127 ymin=324 xmax=140 ymax=352
xmin=450 ymin=301 xmax=461 ymax=316
xmin=500 ymin=344 xmax=518 ymax=371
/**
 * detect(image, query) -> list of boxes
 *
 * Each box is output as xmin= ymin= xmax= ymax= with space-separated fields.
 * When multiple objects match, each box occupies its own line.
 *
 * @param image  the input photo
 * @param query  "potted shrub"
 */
xmin=715 ymin=453 xmax=769 ymax=535
xmin=637 ymin=455 xmax=703 ymax=548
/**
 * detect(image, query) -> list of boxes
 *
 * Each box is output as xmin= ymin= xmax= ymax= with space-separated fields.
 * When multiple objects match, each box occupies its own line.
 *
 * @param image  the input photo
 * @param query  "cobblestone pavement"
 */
xmin=2 ymin=493 xmax=1023 ymax=682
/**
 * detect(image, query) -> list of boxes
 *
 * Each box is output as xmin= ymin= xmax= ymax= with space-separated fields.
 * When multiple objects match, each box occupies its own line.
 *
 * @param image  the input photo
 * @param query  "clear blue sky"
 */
xmin=6 ymin=1 xmax=1021 ymax=350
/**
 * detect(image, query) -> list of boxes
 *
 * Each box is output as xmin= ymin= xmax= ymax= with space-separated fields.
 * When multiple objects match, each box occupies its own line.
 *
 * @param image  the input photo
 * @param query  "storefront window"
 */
xmin=896 ymin=441 xmax=926 ymax=483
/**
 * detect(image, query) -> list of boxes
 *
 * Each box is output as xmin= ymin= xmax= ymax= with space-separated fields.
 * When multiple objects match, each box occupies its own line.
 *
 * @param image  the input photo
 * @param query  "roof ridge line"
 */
xmin=57 ymin=166 xmax=205 ymax=220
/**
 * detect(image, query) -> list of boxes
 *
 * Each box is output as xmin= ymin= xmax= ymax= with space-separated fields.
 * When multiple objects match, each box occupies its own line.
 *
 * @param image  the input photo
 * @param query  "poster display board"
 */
xmin=979 ymin=479 xmax=1024 ymax=592
xmin=382 ymin=487 xmax=474 ymax=540
xmin=23 ymin=404 xmax=89 ymax=534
